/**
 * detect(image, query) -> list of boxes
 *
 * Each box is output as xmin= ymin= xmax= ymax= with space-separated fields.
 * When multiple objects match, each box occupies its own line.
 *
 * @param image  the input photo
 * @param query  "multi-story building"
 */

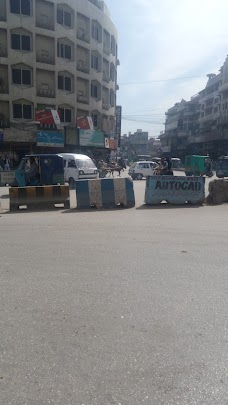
xmin=160 ymin=56 xmax=228 ymax=159
xmin=0 ymin=0 xmax=119 ymax=162
xmin=160 ymin=97 xmax=200 ymax=159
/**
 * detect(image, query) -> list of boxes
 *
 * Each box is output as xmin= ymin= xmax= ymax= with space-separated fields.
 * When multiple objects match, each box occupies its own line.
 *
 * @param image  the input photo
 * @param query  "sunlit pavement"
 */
xmin=1 ymin=172 xmax=228 ymax=404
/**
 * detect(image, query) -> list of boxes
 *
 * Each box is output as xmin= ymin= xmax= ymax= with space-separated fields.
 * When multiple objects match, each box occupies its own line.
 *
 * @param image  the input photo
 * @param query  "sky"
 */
xmin=105 ymin=0 xmax=228 ymax=138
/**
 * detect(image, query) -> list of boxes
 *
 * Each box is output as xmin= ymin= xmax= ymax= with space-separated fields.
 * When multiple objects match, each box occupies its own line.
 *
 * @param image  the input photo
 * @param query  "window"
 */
xmin=92 ymin=114 xmax=98 ymax=127
xmin=92 ymin=24 xmax=101 ymax=41
xmin=68 ymin=160 xmax=76 ymax=168
xmin=10 ymin=0 xmax=31 ymax=16
xmin=13 ymin=103 xmax=32 ymax=119
xmin=59 ymin=108 xmax=72 ymax=123
xmin=11 ymin=34 xmax=31 ymax=51
xmin=12 ymin=68 xmax=31 ymax=85
xmin=91 ymin=54 xmax=99 ymax=70
xmin=58 ymin=74 xmax=72 ymax=91
xmin=91 ymin=83 xmax=98 ymax=98
xmin=57 ymin=8 xmax=72 ymax=28
xmin=57 ymin=42 xmax=72 ymax=60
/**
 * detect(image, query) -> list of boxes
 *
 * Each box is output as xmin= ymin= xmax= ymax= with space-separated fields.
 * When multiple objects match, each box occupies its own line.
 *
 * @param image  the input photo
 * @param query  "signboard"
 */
xmin=35 ymin=109 xmax=60 ymax=125
xmin=65 ymin=126 xmax=79 ymax=146
xmin=109 ymin=139 xmax=118 ymax=150
xmin=77 ymin=116 xmax=94 ymax=130
xmin=0 ymin=171 xmax=15 ymax=186
xmin=0 ymin=131 xmax=3 ymax=142
xmin=116 ymin=106 xmax=122 ymax=147
xmin=36 ymin=131 xmax=64 ymax=147
xmin=145 ymin=176 xmax=205 ymax=205
xmin=79 ymin=129 xmax=104 ymax=147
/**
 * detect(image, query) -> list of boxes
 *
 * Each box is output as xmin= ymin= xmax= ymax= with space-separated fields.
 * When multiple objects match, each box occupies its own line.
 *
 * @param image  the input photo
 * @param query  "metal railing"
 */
xmin=37 ymin=88 xmax=55 ymax=98
xmin=36 ymin=54 xmax=55 ymax=65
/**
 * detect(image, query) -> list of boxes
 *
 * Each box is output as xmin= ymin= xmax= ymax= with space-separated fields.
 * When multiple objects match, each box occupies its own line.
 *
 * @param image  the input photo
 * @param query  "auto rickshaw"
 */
xmin=215 ymin=156 xmax=228 ymax=178
xmin=12 ymin=154 xmax=65 ymax=187
xmin=185 ymin=155 xmax=213 ymax=177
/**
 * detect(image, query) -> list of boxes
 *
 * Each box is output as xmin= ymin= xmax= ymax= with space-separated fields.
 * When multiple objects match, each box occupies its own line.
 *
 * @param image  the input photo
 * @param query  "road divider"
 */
xmin=9 ymin=185 xmax=70 ymax=211
xmin=145 ymin=175 xmax=205 ymax=205
xmin=76 ymin=177 xmax=135 ymax=209
xmin=206 ymin=179 xmax=228 ymax=204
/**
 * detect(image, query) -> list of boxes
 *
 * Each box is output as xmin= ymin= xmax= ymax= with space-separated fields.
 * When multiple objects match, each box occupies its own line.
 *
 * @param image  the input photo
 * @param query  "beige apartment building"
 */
xmin=0 ymin=0 xmax=119 ymax=161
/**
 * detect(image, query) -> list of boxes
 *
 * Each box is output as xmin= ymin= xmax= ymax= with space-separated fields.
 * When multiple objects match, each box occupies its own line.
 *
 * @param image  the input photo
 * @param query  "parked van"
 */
xmin=59 ymin=153 xmax=98 ymax=188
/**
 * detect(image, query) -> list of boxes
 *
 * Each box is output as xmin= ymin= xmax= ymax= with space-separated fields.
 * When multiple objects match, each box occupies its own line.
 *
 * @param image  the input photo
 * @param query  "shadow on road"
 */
xmin=137 ymin=203 xmax=204 ymax=210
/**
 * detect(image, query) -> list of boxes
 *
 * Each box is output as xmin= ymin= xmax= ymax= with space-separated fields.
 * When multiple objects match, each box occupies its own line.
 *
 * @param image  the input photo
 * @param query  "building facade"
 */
xmin=160 ymin=56 xmax=228 ymax=159
xmin=0 ymin=0 xmax=119 ymax=163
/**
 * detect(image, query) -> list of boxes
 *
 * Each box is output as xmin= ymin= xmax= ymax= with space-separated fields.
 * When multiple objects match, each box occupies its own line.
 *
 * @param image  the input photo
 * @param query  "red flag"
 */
xmin=36 ymin=109 xmax=60 ymax=125
xmin=77 ymin=116 xmax=94 ymax=130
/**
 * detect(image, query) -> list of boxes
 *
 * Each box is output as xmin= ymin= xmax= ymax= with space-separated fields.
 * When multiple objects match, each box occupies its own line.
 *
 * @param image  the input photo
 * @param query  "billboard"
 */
xmin=79 ymin=129 xmax=104 ymax=147
xmin=116 ymin=106 xmax=122 ymax=147
xmin=77 ymin=116 xmax=94 ymax=130
xmin=36 ymin=131 xmax=64 ymax=147
xmin=35 ymin=109 xmax=61 ymax=125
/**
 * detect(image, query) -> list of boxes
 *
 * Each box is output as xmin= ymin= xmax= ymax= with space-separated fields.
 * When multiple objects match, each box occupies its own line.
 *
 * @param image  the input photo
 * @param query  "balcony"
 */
xmin=102 ymin=102 xmax=109 ymax=110
xmin=0 ymin=48 xmax=7 ymax=58
xmin=102 ymin=73 xmax=109 ymax=83
xmin=36 ymin=54 xmax=55 ymax=65
xmin=0 ymin=119 xmax=10 ymax=128
xmin=177 ymin=130 xmax=190 ymax=138
xmin=219 ymin=82 xmax=228 ymax=92
xmin=36 ymin=20 xmax=54 ymax=31
xmin=77 ymin=61 xmax=90 ymax=74
xmin=37 ymin=88 xmax=55 ymax=98
xmin=77 ymin=95 xmax=89 ymax=104
xmin=103 ymin=45 xmax=111 ymax=55
xmin=0 ymin=84 xmax=8 ymax=94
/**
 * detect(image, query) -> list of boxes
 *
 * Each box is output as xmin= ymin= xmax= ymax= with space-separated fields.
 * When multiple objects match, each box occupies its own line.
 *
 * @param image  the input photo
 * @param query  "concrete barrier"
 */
xmin=206 ymin=179 xmax=228 ymax=204
xmin=76 ymin=177 xmax=135 ymax=209
xmin=0 ymin=171 xmax=15 ymax=186
xmin=145 ymin=175 xmax=205 ymax=205
xmin=9 ymin=185 xmax=70 ymax=211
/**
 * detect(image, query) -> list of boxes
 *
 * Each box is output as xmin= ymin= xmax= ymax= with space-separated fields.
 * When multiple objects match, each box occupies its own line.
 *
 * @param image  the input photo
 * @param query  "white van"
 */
xmin=59 ymin=153 xmax=98 ymax=188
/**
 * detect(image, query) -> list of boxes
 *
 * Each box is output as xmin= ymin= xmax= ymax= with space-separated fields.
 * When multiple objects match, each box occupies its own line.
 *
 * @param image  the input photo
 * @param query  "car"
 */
xmin=128 ymin=161 xmax=158 ymax=180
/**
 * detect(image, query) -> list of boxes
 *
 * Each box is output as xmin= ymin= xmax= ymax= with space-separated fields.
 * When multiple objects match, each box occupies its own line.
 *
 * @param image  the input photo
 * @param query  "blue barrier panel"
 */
xmin=76 ymin=178 xmax=135 ymax=209
xmin=145 ymin=175 xmax=205 ymax=205
xmin=75 ymin=180 xmax=90 ymax=209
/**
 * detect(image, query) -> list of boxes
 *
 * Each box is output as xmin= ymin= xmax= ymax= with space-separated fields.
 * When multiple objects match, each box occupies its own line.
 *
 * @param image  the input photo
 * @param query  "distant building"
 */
xmin=160 ymin=55 xmax=228 ymax=159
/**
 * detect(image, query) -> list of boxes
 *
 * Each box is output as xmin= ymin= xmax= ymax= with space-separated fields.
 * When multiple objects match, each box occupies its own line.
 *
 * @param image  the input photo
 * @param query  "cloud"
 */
xmin=107 ymin=0 xmax=228 ymax=136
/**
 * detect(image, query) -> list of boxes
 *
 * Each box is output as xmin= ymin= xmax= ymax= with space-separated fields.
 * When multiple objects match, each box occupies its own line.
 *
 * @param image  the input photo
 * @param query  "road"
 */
xmin=1 ymin=173 xmax=228 ymax=404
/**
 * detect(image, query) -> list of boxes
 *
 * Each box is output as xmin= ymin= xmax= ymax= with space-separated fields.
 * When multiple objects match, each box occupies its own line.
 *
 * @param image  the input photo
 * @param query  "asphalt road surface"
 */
xmin=1 ymin=173 xmax=228 ymax=404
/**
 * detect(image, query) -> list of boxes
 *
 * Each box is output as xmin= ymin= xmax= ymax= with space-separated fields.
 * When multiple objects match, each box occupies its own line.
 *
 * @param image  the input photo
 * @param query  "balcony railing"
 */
xmin=36 ymin=54 xmax=55 ymax=65
xmin=102 ymin=102 xmax=109 ymax=110
xmin=77 ymin=61 xmax=90 ymax=74
xmin=102 ymin=73 xmax=110 ymax=83
xmin=219 ymin=82 xmax=228 ymax=92
xmin=37 ymin=88 xmax=55 ymax=98
xmin=0 ymin=48 xmax=7 ymax=58
xmin=77 ymin=95 xmax=89 ymax=104
xmin=0 ymin=85 xmax=9 ymax=94
xmin=36 ymin=20 xmax=54 ymax=31
xmin=0 ymin=119 xmax=10 ymax=128
xmin=77 ymin=31 xmax=90 ymax=43
xmin=103 ymin=45 xmax=111 ymax=55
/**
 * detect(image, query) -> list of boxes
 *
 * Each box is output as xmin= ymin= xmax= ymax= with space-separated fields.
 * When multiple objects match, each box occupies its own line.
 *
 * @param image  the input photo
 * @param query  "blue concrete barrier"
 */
xmin=76 ymin=178 xmax=135 ymax=209
xmin=145 ymin=175 xmax=205 ymax=205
